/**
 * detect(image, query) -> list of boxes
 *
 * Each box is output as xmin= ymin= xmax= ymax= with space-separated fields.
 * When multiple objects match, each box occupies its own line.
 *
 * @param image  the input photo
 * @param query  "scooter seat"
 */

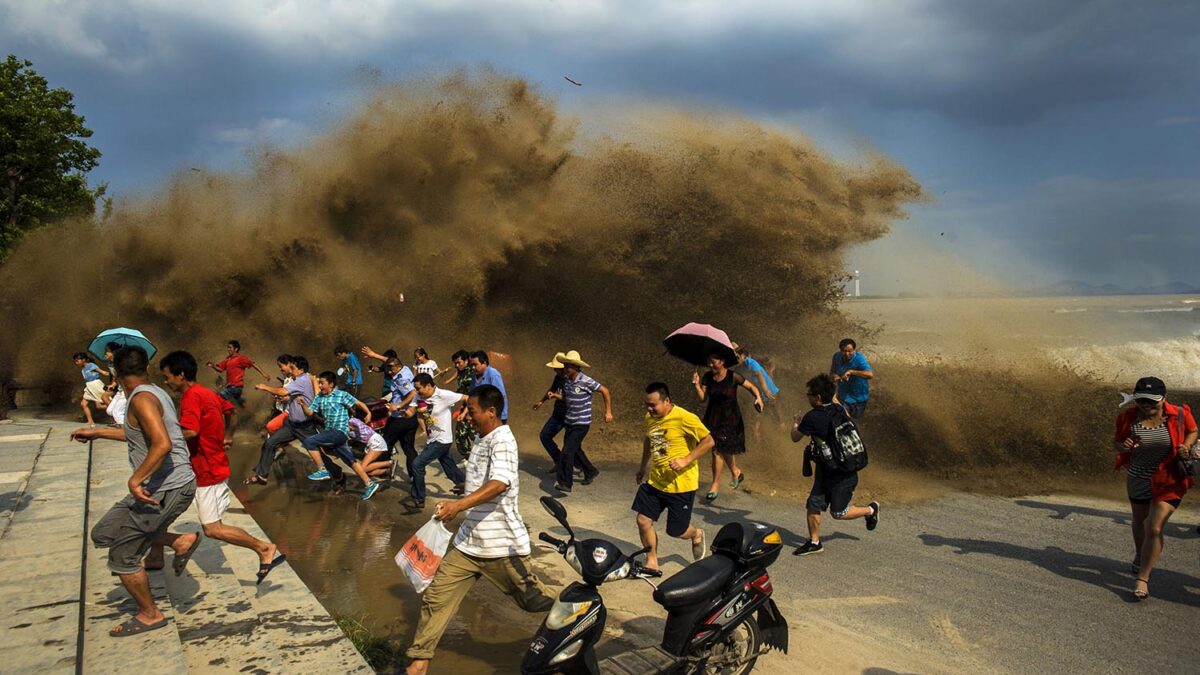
xmin=653 ymin=555 xmax=736 ymax=609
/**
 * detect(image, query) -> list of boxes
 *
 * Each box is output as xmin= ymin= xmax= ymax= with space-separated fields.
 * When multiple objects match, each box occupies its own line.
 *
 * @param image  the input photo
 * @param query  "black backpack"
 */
xmin=810 ymin=404 xmax=869 ymax=473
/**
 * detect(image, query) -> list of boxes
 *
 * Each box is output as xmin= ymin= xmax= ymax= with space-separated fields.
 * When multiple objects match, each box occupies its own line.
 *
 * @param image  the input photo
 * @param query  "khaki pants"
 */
xmin=406 ymin=546 xmax=553 ymax=660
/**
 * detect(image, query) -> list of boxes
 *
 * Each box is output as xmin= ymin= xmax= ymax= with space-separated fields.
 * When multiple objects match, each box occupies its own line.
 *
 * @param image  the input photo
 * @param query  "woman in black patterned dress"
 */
xmin=693 ymin=353 xmax=763 ymax=502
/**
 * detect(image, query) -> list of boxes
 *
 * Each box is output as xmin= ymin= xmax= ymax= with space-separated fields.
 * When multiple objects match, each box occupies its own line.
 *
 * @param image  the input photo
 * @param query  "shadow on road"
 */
xmin=1015 ymin=499 xmax=1199 ymax=540
xmin=920 ymin=533 xmax=1200 ymax=607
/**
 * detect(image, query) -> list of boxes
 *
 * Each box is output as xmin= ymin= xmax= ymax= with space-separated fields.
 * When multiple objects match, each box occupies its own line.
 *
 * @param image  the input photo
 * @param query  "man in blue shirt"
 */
xmin=830 ymin=338 xmax=873 ymax=419
xmin=553 ymin=350 xmax=612 ymax=494
xmin=335 ymin=345 xmax=363 ymax=397
xmin=469 ymin=351 xmax=508 ymax=423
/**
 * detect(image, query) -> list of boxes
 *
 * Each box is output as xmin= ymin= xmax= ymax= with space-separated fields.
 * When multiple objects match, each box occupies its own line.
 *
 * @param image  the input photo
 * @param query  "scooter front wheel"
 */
xmin=691 ymin=616 xmax=761 ymax=675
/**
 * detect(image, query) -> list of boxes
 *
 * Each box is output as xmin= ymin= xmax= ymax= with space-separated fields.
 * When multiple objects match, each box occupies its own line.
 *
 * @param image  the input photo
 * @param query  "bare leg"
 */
xmin=1138 ymin=501 xmax=1177 ymax=583
xmin=307 ymin=450 xmax=325 ymax=469
xmin=113 ymin=569 xmax=164 ymax=631
xmin=202 ymin=521 xmax=277 ymax=564
xmin=708 ymin=452 xmax=727 ymax=493
xmin=727 ymin=454 xmax=742 ymax=482
xmin=349 ymin=460 xmax=374 ymax=486
xmin=407 ymin=659 xmax=429 ymax=675
xmin=145 ymin=530 xmax=199 ymax=570
xmin=1130 ymin=501 xmax=1149 ymax=566
xmin=832 ymin=505 xmax=874 ymax=521
xmin=806 ymin=509 xmax=822 ymax=542
xmin=81 ymin=398 xmax=95 ymax=424
xmin=637 ymin=514 xmax=660 ymax=570
xmin=678 ymin=525 xmax=702 ymax=544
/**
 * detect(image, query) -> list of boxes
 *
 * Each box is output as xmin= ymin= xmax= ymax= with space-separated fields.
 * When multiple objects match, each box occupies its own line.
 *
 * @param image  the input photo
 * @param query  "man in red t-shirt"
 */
xmin=205 ymin=340 xmax=269 ymax=407
xmin=151 ymin=350 xmax=288 ymax=585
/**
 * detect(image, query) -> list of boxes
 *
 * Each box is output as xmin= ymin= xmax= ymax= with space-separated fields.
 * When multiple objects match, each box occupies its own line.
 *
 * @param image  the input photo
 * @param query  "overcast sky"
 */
xmin=3 ymin=0 xmax=1197 ymax=292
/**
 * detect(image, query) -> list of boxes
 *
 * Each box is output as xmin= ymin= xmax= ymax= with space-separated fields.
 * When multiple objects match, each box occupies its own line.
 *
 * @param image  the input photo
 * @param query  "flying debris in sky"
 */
xmin=564 ymin=76 xmax=582 ymax=86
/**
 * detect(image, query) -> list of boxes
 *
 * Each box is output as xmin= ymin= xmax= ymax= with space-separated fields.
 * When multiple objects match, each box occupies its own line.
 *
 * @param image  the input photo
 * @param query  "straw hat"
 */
xmin=545 ymin=352 xmax=566 ymax=369
xmin=559 ymin=350 xmax=591 ymax=368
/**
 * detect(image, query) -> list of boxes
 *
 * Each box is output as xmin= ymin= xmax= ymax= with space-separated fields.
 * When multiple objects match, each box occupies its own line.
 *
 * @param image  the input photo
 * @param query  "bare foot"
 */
xmin=171 ymin=532 xmax=199 ymax=556
xmin=259 ymin=542 xmax=278 ymax=565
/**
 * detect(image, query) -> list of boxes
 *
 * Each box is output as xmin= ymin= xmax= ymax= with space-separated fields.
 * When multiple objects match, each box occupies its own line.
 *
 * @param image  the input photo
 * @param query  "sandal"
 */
xmin=242 ymin=475 xmax=268 ymax=486
xmin=109 ymin=615 xmax=169 ymax=638
xmin=731 ymin=472 xmax=746 ymax=489
xmin=1133 ymin=578 xmax=1150 ymax=601
xmin=705 ymin=491 xmax=719 ymax=502
xmin=256 ymin=552 xmax=288 ymax=586
xmin=172 ymin=533 xmax=202 ymax=577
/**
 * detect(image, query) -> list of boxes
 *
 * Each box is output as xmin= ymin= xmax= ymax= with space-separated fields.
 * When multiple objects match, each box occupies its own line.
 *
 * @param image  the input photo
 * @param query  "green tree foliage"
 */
xmin=1 ymin=54 xmax=104 ymax=257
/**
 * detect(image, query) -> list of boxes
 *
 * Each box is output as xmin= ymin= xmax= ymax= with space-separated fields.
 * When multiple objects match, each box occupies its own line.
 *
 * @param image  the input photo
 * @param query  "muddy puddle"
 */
xmin=227 ymin=438 xmax=544 ymax=673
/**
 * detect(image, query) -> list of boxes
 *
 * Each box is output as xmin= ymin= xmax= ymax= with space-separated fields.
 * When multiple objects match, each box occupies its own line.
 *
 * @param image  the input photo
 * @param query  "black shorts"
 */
xmin=807 ymin=469 xmax=859 ymax=517
xmin=632 ymin=483 xmax=696 ymax=537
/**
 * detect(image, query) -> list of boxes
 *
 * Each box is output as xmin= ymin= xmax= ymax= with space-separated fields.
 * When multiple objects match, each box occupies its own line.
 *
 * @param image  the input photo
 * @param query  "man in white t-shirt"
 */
xmin=404 ymin=384 xmax=553 ymax=674
xmin=407 ymin=373 xmax=468 ymax=508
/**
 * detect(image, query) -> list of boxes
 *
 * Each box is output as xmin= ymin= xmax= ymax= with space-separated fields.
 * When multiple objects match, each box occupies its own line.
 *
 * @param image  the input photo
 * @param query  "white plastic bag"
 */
xmin=395 ymin=517 xmax=452 ymax=593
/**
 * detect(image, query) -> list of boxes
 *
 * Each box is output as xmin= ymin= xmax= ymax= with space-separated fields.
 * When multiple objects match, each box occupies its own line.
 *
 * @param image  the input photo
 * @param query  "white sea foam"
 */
xmin=1115 ymin=307 xmax=1195 ymax=314
xmin=1049 ymin=337 xmax=1200 ymax=391
xmin=1052 ymin=308 xmax=1088 ymax=314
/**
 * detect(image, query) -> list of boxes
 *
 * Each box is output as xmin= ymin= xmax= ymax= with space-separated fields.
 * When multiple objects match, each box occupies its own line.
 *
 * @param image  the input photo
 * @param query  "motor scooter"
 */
xmin=521 ymin=496 xmax=788 ymax=675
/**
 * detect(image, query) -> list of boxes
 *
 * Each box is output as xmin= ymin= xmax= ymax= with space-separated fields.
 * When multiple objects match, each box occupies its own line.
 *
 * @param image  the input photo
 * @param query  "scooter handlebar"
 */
xmin=538 ymin=532 xmax=567 ymax=551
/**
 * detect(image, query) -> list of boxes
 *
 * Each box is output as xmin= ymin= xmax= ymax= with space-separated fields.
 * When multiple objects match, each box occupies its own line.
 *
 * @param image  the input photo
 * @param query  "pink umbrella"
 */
xmin=663 ymin=323 xmax=737 ymax=367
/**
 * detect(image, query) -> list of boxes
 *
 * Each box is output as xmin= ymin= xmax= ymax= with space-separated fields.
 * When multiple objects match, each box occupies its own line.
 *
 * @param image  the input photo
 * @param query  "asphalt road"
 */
xmin=515 ymin=462 xmax=1200 ymax=674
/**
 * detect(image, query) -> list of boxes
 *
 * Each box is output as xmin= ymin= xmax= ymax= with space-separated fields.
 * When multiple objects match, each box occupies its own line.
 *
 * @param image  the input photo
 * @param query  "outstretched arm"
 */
xmin=599 ymin=385 xmax=614 ymax=423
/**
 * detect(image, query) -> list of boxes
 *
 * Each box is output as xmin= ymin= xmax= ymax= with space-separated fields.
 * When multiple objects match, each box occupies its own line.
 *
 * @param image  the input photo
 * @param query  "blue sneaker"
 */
xmin=362 ymin=481 xmax=381 ymax=501
xmin=307 ymin=468 xmax=332 ymax=481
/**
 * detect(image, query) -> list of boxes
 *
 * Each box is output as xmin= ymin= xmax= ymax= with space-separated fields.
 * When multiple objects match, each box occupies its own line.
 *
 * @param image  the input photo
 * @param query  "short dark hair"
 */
xmin=72 ymin=351 xmax=89 ymax=361
xmin=228 ymin=340 xmax=241 ymax=351
xmin=317 ymin=370 xmax=338 ymax=384
xmin=413 ymin=372 xmax=434 ymax=387
xmin=114 ymin=346 xmax=149 ymax=378
xmin=105 ymin=341 xmax=121 ymax=352
xmin=806 ymin=373 xmax=836 ymax=403
xmin=414 ymin=347 xmax=428 ymax=359
xmin=276 ymin=353 xmax=292 ymax=365
xmin=645 ymin=382 xmax=671 ymax=400
xmin=469 ymin=350 xmax=489 ymax=364
xmin=838 ymin=338 xmax=857 ymax=350
xmin=291 ymin=355 xmax=309 ymax=372
xmin=334 ymin=345 xmax=348 ymax=355
xmin=734 ymin=345 xmax=750 ymax=357
xmin=383 ymin=349 xmax=398 ymax=359
xmin=451 ymin=349 xmax=470 ymax=362
xmin=160 ymin=350 xmax=198 ymax=381
xmin=469 ymin=384 xmax=504 ymax=415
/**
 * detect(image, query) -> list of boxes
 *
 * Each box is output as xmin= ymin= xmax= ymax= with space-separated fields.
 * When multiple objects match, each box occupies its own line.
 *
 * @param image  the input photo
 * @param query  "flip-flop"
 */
xmin=242 ymin=475 xmax=268 ymax=486
xmin=172 ymin=533 xmax=203 ymax=577
xmin=109 ymin=615 xmax=169 ymax=638
xmin=730 ymin=472 xmax=746 ymax=489
xmin=705 ymin=491 xmax=719 ymax=502
xmin=256 ymin=552 xmax=288 ymax=586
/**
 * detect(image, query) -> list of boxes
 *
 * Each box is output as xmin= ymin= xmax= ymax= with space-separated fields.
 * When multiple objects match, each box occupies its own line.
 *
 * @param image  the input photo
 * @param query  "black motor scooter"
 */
xmin=521 ymin=496 xmax=788 ymax=675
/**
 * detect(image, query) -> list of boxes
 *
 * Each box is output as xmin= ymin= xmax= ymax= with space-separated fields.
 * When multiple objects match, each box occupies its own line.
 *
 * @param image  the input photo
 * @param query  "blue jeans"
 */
xmin=410 ymin=441 xmax=466 ymax=503
xmin=302 ymin=429 xmax=353 ymax=480
xmin=541 ymin=414 xmax=584 ymax=470
xmin=218 ymin=385 xmax=245 ymax=406
xmin=845 ymin=401 xmax=868 ymax=419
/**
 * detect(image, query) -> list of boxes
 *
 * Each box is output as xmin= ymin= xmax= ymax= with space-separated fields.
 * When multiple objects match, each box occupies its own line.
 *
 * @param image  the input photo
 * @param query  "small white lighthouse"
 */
xmin=854 ymin=270 xmax=861 ymax=298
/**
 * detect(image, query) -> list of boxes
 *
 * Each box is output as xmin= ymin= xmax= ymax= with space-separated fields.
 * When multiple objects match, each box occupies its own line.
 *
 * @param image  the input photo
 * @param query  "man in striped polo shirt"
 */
xmin=405 ymin=384 xmax=553 ymax=674
xmin=554 ymin=350 xmax=613 ymax=494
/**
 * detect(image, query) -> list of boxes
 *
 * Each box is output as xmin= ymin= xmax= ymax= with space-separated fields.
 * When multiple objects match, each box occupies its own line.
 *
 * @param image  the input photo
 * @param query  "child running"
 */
xmin=348 ymin=413 xmax=393 ymax=480
xmin=300 ymin=371 xmax=381 ymax=500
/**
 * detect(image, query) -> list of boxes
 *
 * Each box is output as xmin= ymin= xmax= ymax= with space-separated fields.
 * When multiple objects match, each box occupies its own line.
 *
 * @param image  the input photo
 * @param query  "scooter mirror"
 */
xmin=540 ymin=496 xmax=574 ymax=538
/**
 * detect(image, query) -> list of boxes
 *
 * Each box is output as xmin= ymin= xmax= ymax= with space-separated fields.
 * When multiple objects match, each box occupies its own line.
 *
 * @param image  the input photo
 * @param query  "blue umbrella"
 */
xmin=88 ymin=327 xmax=158 ymax=361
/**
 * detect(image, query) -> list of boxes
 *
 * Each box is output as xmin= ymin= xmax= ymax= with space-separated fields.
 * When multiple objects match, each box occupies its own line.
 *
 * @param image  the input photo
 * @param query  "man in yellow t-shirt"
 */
xmin=634 ymin=382 xmax=715 ymax=571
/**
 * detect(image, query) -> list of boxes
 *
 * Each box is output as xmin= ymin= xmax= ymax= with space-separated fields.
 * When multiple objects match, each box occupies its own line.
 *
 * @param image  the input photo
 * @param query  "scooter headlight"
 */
xmin=549 ymin=638 xmax=585 ymax=666
xmin=545 ymin=599 xmax=594 ymax=630
xmin=604 ymin=561 xmax=631 ymax=582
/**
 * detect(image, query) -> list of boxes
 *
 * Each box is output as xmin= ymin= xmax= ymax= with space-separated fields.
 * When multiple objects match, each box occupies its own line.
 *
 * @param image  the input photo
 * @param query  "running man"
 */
xmin=152 ymin=351 xmax=287 ymax=584
xmin=830 ymin=338 xmax=873 ymax=419
xmin=408 ymin=373 xmax=468 ymax=508
xmin=634 ymin=382 xmax=713 ymax=571
xmin=70 ymin=346 xmax=198 ymax=637
xmin=469 ymin=351 xmax=508 ymax=423
xmin=206 ymin=340 xmax=270 ymax=406
xmin=553 ymin=350 xmax=611 ymax=494
xmin=335 ymin=345 xmax=363 ymax=397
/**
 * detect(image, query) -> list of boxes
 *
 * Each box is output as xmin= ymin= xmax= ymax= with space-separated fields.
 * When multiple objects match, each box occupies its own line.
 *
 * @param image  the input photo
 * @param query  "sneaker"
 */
xmin=866 ymin=502 xmax=880 ymax=531
xmin=793 ymin=540 xmax=823 ymax=556
xmin=692 ymin=530 xmax=707 ymax=561
xmin=307 ymin=468 xmax=332 ymax=481
xmin=552 ymin=483 xmax=572 ymax=495
xmin=362 ymin=481 xmax=381 ymax=501
xmin=581 ymin=471 xmax=599 ymax=486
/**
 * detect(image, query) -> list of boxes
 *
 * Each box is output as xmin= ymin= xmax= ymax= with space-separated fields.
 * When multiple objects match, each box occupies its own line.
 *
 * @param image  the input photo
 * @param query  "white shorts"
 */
xmin=195 ymin=481 xmax=232 ymax=525
xmin=83 ymin=380 xmax=106 ymax=403
xmin=364 ymin=433 xmax=387 ymax=456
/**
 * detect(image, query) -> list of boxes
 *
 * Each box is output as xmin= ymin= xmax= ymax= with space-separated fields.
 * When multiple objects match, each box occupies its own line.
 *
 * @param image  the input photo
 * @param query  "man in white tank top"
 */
xmin=71 ymin=345 xmax=199 ymax=638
